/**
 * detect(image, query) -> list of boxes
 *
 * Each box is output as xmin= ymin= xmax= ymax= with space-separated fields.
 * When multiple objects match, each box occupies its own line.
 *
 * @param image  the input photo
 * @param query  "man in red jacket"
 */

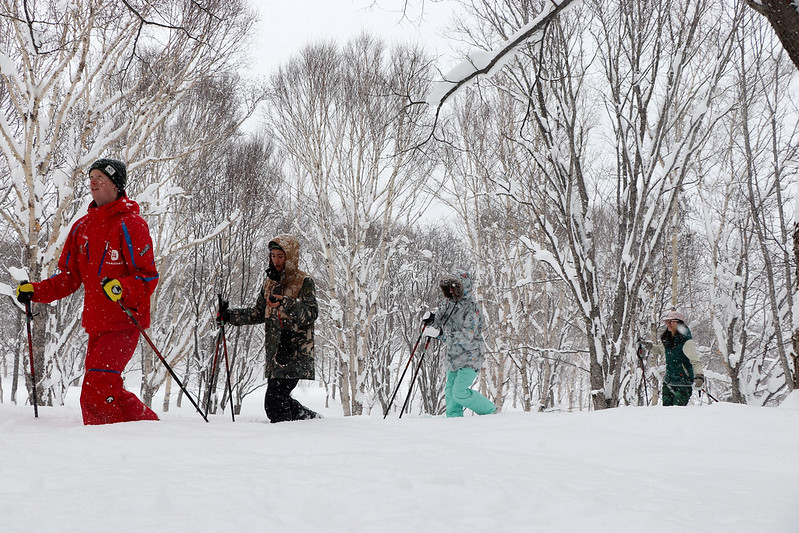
xmin=16 ymin=159 xmax=159 ymax=425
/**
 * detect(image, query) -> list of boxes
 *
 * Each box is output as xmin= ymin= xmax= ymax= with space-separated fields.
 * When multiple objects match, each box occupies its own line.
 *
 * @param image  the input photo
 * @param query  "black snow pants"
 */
xmin=264 ymin=378 xmax=320 ymax=423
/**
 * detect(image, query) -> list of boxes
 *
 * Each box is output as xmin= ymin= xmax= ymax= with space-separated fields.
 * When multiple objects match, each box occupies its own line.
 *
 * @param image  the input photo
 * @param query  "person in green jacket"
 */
xmin=650 ymin=311 xmax=705 ymax=406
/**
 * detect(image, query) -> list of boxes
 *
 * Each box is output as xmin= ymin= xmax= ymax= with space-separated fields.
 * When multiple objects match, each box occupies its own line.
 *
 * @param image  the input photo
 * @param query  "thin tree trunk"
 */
xmin=793 ymin=222 xmax=799 ymax=389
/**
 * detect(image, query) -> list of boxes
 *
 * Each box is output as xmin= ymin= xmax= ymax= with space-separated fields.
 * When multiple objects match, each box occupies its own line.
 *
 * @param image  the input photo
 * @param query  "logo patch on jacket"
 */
xmin=106 ymin=248 xmax=123 ymax=265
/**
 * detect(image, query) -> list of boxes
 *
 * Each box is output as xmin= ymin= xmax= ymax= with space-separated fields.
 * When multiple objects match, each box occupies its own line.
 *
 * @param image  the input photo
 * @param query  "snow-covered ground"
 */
xmin=1 ymin=384 xmax=797 ymax=533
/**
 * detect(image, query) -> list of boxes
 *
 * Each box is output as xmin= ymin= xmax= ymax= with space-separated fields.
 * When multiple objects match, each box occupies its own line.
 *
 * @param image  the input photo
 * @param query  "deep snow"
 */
xmin=1 ymin=384 xmax=797 ymax=533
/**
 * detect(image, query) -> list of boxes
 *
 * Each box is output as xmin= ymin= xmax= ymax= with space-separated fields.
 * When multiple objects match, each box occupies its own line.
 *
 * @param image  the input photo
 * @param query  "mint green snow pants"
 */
xmin=445 ymin=368 xmax=496 ymax=417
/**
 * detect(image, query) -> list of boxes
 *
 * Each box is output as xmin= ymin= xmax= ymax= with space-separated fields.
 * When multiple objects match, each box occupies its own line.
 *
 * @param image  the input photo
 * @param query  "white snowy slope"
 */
xmin=1 ymin=386 xmax=797 ymax=533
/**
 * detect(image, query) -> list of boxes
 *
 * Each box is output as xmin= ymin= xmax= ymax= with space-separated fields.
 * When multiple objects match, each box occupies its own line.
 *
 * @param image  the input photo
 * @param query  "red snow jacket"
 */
xmin=32 ymin=194 xmax=159 ymax=333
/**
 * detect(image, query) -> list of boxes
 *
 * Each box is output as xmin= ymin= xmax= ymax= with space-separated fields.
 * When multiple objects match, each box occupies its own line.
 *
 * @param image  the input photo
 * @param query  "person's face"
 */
xmin=665 ymin=319 xmax=678 ymax=334
xmin=270 ymin=249 xmax=286 ymax=272
xmin=89 ymin=169 xmax=118 ymax=207
xmin=440 ymin=278 xmax=463 ymax=300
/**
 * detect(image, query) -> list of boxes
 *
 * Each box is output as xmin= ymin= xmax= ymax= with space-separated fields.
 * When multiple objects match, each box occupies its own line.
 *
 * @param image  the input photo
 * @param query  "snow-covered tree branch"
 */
xmin=0 ymin=0 xmax=258 ymax=406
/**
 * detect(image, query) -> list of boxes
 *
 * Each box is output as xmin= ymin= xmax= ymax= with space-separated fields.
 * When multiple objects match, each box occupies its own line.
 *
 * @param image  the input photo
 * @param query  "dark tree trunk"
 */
xmin=748 ymin=0 xmax=799 ymax=70
xmin=793 ymin=222 xmax=799 ymax=389
xmin=748 ymin=1 xmax=799 ymax=391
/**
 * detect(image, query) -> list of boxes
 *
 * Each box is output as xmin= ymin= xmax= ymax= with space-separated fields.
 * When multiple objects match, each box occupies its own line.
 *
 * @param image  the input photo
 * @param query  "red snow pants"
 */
xmin=80 ymin=329 xmax=159 ymax=425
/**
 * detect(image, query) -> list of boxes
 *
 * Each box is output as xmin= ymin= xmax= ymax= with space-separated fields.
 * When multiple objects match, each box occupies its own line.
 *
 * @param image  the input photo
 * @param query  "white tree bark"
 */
xmin=0 ymin=0 xmax=257 ymax=405
xmin=444 ymin=0 xmax=740 ymax=409
xmin=266 ymin=36 xmax=436 ymax=415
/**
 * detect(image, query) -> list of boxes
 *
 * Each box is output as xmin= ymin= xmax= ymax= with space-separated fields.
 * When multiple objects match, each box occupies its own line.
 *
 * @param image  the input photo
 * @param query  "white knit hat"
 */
xmin=663 ymin=311 xmax=686 ymax=323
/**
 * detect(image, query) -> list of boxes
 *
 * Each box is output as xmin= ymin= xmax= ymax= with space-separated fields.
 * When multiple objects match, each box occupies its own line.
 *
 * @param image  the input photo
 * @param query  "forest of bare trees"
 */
xmin=1 ymin=0 xmax=795 ymax=416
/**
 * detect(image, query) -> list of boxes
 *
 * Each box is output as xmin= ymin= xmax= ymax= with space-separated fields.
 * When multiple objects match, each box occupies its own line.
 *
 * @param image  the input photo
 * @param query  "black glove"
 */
xmin=216 ymin=299 xmax=229 ymax=325
xmin=16 ymin=281 xmax=34 ymax=305
xmin=422 ymin=311 xmax=435 ymax=326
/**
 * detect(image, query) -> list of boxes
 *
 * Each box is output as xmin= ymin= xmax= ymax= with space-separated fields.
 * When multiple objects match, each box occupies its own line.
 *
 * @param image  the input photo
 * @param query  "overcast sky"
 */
xmin=245 ymin=0 xmax=461 ymax=79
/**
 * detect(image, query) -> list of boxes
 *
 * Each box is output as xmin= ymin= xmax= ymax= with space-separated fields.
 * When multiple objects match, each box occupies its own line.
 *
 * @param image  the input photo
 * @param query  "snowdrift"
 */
xmin=1 ymin=387 xmax=797 ymax=533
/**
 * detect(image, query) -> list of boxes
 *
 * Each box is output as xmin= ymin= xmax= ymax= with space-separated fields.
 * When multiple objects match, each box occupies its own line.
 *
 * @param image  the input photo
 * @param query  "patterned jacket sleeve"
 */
xmin=280 ymin=277 xmax=318 ymax=330
xmin=227 ymin=285 xmax=267 ymax=326
xmin=431 ymin=302 xmax=452 ymax=339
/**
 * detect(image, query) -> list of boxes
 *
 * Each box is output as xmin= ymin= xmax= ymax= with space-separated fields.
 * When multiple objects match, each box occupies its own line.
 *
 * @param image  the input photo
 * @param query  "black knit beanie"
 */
xmin=89 ymin=159 xmax=127 ymax=193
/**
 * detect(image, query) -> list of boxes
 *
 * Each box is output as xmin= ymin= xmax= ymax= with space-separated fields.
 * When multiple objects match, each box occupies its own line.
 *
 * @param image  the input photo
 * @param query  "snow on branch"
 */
xmin=165 ymin=208 xmax=241 ymax=257
xmin=425 ymin=0 xmax=579 ymax=113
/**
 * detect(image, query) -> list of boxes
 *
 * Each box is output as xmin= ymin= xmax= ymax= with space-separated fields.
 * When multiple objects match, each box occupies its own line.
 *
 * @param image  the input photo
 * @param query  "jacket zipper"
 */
xmin=97 ymin=241 xmax=109 ymax=277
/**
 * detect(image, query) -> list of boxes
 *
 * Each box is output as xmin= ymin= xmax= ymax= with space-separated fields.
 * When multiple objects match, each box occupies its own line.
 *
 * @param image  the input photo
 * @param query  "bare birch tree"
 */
xmin=697 ymin=9 xmax=799 ymax=403
xmin=442 ymin=0 xmax=741 ymax=409
xmin=436 ymin=86 xmax=584 ymax=412
xmin=0 ymin=0 xmax=258 ymax=406
xmin=266 ymin=35 xmax=437 ymax=415
xmin=736 ymin=29 xmax=798 ymax=396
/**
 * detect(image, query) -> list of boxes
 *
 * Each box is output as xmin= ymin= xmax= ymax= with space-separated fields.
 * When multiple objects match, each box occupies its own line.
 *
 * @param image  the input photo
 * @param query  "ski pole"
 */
xmin=205 ymin=319 xmax=236 ymax=421
xmin=636 ymin=342 xmax=649 ymax=406
xmin=24 ymin=301 xmax=38 ymax=418
xmin=393 ymin=305 xmax=454 ymax=418
xmin=219 ymin=321 xmax=235 ymax=421
xmin=396 ymin=306 xmax=455 ymax=418
xmin=118 ymin=301 xmax=208 ymax=422
xmin=205 ymin=324 xmax=222 ymax=418
xmin=383 ymin=325 xmax=427 ymax=419
xmin=699 ymin=387 xmax=719 ymax=403
xmin=399 ymin=337 xmax=432 ymax=418
xmin=217 ymin=294 xmax=235 ymax=421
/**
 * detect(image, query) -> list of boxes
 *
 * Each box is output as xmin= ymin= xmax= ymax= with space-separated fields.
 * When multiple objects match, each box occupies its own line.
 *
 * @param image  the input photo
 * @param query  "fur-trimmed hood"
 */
xmin=263 ymin=234 xmax=308 ymax=302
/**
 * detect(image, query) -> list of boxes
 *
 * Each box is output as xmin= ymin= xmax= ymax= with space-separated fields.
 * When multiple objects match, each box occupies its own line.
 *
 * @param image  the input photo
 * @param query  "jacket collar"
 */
xmin=87 ymin=193 xmax=139 ymax=218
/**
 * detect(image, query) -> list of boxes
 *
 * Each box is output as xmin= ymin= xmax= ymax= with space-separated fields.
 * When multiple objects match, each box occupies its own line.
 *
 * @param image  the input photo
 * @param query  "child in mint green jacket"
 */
xmin=424 ymin=271 xmax=496 ymax=417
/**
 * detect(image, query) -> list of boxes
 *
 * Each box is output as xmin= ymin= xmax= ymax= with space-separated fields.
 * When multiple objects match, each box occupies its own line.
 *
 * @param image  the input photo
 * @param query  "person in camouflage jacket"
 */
xmin=424 ymin=271 xmax=496 ymax=417
xmin=221 ymin=234 xmax=320 ymax=422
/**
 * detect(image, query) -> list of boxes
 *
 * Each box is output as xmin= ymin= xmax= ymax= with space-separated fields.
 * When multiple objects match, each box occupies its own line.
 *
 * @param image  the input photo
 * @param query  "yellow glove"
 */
xmin=101 ymin=278 xmax=123 ymax=302
xmin=16 ymin=282 xmax=34 ymax=305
